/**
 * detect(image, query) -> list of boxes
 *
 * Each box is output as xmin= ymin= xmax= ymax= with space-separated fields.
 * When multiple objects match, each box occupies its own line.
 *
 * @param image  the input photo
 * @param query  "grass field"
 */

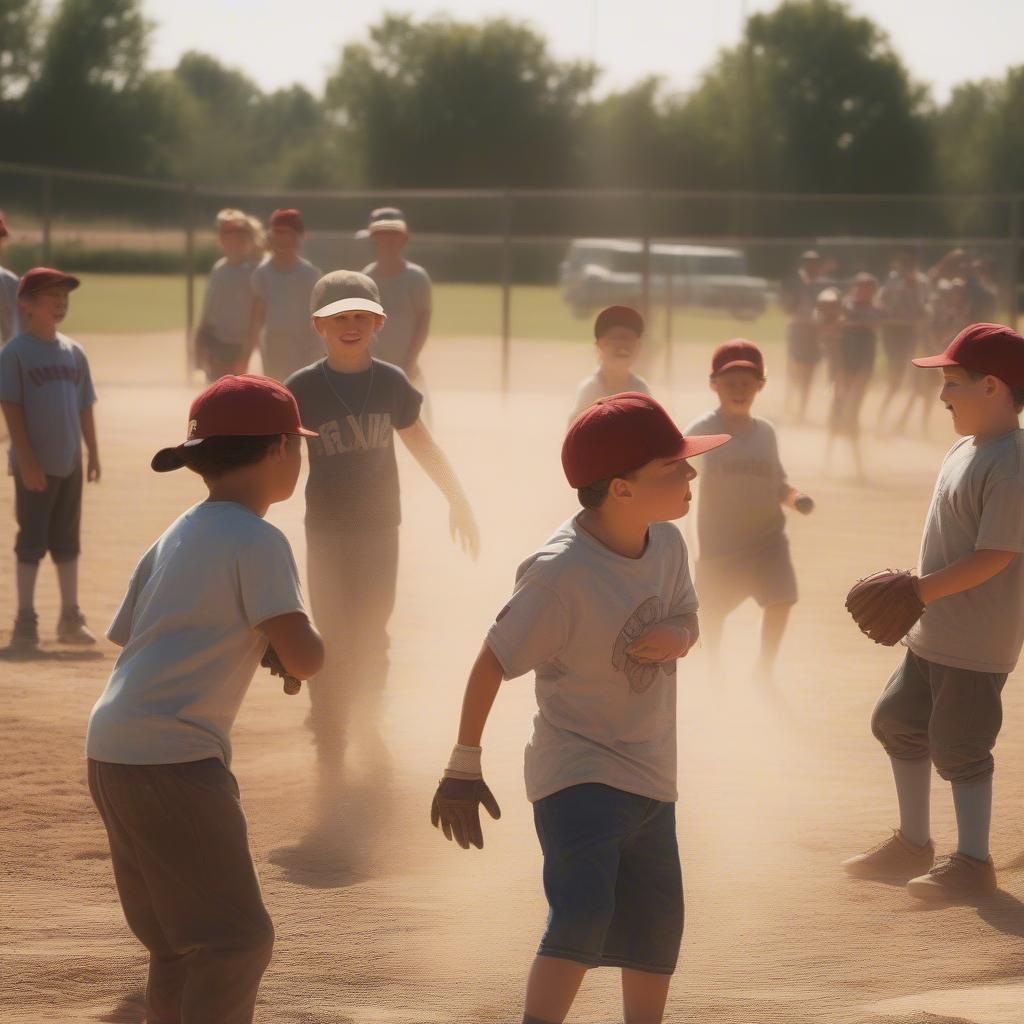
xmin=59 ymin=273 xmax=789 ymax=346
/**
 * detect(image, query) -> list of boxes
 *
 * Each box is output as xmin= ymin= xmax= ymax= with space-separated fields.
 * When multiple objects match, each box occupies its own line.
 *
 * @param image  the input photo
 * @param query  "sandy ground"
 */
xmin=2 ymin=329 xmax=1023 ymax=1024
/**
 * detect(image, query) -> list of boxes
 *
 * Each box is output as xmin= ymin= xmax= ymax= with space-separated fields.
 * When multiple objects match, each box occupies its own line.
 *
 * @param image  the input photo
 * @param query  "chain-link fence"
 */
xmin=2 ymin=162 xmax=1021 ymax=390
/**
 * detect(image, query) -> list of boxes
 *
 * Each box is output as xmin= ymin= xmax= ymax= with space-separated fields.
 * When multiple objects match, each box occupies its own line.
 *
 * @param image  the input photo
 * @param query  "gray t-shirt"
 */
xmin=0 ymin=266 xmax=19 ymax=345
xmin=570 ymin=369 xmax=651 ymax=421
xmin=685 ymin=410 xmax=788 ymax=560
xmin=906 ymin=430 xmax=1024 ymax=674
xmin=363 ymin=261 xmax=432 ymax=369
xmin=201 ymin=256 xmax=259 ymax=348
xmin=0 ymin=331 xmax=97 ymax=476
xmin=250 ymin=256 xmax=323 ymax=381
xmin=285 ymin=358 xmax=423 ymax=531
xmin=487 ymin=517 xmax=698 ymax=804
xmin=86 ymin=502 xmax=306 ymax=767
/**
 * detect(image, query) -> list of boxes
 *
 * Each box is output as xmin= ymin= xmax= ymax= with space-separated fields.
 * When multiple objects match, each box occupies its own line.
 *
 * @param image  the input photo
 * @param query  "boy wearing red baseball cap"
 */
xmin=86 ymin=374 xmax=324 ymax=1023
xmin=569 ymin=305 xmax=650 ymax=422
xmin=0 ymin=211 xmax=19 ymax=345
xmin=685 ymin=340 xmax=814 ymax=686
xmin=844 ymin=323 xmax=1024 ymax=901
xmin=0 ymin=267 xmax=99 ymax=648
xmin=247 ymin=208 xmax=322 ymax=381
xmin=430 ymin=393 xmax=728 ymax=1024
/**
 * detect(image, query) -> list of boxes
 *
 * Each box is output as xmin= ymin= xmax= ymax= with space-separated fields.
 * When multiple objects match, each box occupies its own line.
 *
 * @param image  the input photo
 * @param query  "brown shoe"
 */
xmin=907 ymin=852 xmax=997 ymax=902
xmin=57 ymin=607 xmax=96 ymax=645
xmin=842 ymin=829 xmax=935 ymax=881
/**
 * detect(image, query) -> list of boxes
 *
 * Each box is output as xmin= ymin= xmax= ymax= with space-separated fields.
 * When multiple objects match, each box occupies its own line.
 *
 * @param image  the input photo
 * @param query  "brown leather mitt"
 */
xmin=262 ymin=644 xmax=301 ymax=695
xmin=845 ymin=569 xmax=925 ymax=647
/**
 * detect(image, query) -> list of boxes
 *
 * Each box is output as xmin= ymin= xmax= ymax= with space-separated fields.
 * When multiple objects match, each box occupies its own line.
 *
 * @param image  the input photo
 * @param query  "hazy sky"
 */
xmin=137 ymin=0 xmax=1016 ymax=101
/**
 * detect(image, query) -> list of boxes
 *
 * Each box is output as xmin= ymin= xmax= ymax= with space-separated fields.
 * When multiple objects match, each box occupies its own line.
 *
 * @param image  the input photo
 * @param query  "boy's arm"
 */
xmin=628 ymin=610 xmax=699 ymax=662
xmin=80 ymin=404 xmax=100 ymax=482
xmin=918 ymin=549 xmax=1016 ymax=605
xmin=0 ymin=400 xmax=46 ymax=491
xmin=397 ymin=418 xmax=480 ymax=559
xmin=258 ymin=611 xmax=324 ymax=681
xmin=431 ymin=642 xmax=504 ymax=850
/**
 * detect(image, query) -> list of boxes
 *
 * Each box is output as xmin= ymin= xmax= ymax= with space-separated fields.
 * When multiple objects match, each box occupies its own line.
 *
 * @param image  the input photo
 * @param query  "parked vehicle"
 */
xmin=560 ymin=238 xmax=770 ymax=319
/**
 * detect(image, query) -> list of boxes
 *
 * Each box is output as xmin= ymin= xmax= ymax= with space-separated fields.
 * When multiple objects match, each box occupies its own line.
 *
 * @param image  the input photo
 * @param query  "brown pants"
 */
xmin=88 ymin=758 xmax=274 ymax=1024
xmin=871 ymin=650 xmax=1007 ymax=784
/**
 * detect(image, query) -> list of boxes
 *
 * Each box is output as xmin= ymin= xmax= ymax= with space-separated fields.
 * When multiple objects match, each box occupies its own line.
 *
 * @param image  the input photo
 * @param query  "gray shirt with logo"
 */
xmin=0 ymin=331 xmax=97 ymax=476
xmin=363 ymin=261 xmax=432 ymax=369
xmin=907 ymin=430 xmax=1024 ymax=674
xmin=285 ymin=358 xmax=423 ymax=531
xmin=685 ymin=409 xmax=789 ymax=561
xmin=487 ymin=518 xmax=698 ymax=804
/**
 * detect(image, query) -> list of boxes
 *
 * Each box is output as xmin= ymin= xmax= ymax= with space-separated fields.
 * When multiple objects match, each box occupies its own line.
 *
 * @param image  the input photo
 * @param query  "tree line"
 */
xmin=1 ymin=0 xmax=1021 ymax=198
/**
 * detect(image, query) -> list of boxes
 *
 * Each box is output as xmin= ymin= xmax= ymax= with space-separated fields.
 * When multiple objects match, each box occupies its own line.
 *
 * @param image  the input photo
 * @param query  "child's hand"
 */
xmin=431 ymin=776 xmax=501 ymax=850
xmin=18 ymin=457 xmax=47 ymax=492
xmin=794 ymin=493 xmax=814 ymax=515
xmin=87 ymin=453 xmax=101 ymax=483
xmin=450 ymin=499 xmax=480 ymax=561
xmin=627 ymin=623 xmax=692 ymax=663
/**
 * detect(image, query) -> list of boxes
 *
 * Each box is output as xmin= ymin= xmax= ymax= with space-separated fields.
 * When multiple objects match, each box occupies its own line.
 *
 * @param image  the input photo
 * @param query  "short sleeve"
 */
xmin=250 ymin=267 xmax=266 ymax=300
xmin=237 ymin=529 xmax=306 ymax=628
xmin=76 ymin=348 xmax=97 ymax=409
xmin=392 ymin=369 xmax=424 ymax=430
xmin=107 ymin=545 xmax=156 ymax=646
xmin=977 ymin=475 xmax=1024 ymax=555
xmin=0 ymin=343 xmax=22 ymax=403
xmin=486 ymin=571 xmax=568 ymax=680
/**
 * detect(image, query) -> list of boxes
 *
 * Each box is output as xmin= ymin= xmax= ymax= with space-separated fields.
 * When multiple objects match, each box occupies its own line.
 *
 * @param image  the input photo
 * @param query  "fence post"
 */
xmin=500 ymin=191 xmax=512 ymax=396
xmin=184 ymin=181 xmax=196 ymax=382
xmin=40 ymin=172 xmax=53 ymax=264
xmin=641 ymin=190 xmax=651 ymax=322
xmin=1011 ymin=196 xmax=1021 ymax=331
xmin=664 ymin=265 xmax=674 ymax=384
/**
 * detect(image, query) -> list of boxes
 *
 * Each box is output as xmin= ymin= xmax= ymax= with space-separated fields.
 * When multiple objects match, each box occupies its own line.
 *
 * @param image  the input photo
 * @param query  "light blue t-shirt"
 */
xmin=0 ymin=331 xmax=97 ymax=476
xmin=86 ymin=502 xmax=307 ymax=767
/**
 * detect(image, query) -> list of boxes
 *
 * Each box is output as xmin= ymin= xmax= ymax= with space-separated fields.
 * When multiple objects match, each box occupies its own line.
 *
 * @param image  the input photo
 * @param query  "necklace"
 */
xmin=320 ymin=358 xmax=376 ymax=422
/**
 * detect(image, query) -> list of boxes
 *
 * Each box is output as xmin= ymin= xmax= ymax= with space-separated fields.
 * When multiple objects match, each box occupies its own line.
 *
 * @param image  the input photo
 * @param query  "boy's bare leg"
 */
xmin=621 ymin=968 xmax=672 ymax=1024
xmin=523 ymin=955 xmax=588 ymax=1023
xmin=757 ymin=604 xmax=791 ymax=681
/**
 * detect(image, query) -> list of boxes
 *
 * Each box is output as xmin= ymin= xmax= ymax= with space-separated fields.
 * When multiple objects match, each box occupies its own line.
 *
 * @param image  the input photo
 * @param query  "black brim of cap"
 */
xmin=151 ymin=445 xmax=187 ymax=472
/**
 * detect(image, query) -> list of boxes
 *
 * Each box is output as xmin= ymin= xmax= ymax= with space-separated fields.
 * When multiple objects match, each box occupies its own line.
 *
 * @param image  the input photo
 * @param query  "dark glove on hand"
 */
xmin=430 ymin=776 xmax=501 ymax=850
xmin=262 ymin=645 xmax=301 ymax=695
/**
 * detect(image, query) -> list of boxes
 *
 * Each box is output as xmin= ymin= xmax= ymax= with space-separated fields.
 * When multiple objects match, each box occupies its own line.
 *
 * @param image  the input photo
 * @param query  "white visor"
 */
xmin=355 ymin=218 xmax=408 ymax=239
xmin=313 ymin=297 xmax=386 ymax=318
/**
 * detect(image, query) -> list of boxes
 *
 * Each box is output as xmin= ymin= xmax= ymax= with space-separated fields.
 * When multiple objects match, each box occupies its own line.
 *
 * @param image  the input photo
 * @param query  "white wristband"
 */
xmin=443 ymin=743 xmax=483 ymax=780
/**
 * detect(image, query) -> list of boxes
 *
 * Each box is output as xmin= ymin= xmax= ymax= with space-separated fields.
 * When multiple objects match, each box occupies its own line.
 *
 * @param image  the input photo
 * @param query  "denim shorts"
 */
xmin=532 ymin=783 xmax=683 ymax=974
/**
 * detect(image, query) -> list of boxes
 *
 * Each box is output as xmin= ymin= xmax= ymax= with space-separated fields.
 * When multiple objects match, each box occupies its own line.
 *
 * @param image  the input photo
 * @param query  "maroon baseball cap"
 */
xmin=594 ymin=304 xmax=644 ymax=339
xmin=269 ymin=208 xmax=305 ymax=234
xmin=17 ymin=267 xmax=80 ymax=298
xmin=562 ymin=392 xmax=730 ymax=488
xmin=912 ymin=322 xmax=1024 ymax=390
xmin=711 ymin=338 xmax=765 ymax=379
xmin=152 ymin=374 xmax=317 ymax=472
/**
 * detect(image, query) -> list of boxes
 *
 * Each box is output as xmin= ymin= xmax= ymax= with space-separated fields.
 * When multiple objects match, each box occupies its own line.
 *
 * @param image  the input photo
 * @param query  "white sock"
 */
xmin=890 ymin=756 xmax=931 ymax=847
xmin=55 ymin=558 xmax=78 ymax=613
xmin=953 ymin=778 xmax=993 ymax=862
xmin=16 ymin=561 xmax=39 ymax=615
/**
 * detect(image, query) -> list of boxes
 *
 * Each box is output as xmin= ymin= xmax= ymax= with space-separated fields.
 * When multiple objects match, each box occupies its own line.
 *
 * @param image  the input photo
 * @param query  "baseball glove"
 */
xmin=262 ymin=644 xmax=301 ymax=695
xmin=845 ymin=569 xmax=924 ymax=647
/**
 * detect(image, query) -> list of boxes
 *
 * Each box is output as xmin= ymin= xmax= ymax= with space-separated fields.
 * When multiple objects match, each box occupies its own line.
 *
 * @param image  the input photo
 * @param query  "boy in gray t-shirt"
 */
xmin=431 ymin=392 xmax=729 ymax=1024
xmin=248 ymin=208 xmax=322 ymax=381
xmin=0 ymin=212 xmax=19 ymax=345
xmin=0 ymin=268 xmax=99 ymax=648
xmin=844 ymin=323 xmax=1024 ymax=902
xmin=684 ymin=339 xmax=813 ymax=686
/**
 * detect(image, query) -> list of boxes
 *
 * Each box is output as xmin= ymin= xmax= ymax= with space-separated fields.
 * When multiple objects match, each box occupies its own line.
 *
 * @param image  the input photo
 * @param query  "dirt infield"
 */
xmin=2 ymin=330 xmax=1023 ymax=1024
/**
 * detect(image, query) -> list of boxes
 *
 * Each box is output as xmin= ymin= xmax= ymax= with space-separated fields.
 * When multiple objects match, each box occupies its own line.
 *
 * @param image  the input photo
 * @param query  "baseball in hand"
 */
xmin=795 ymin=493 xmax=815 ymax=515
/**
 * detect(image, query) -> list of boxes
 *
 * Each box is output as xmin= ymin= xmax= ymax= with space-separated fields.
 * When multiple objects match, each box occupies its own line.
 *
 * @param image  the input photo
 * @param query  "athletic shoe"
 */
xmin=57 ymin=607 xmax=96 ymax=645
xmin=907 ymin=852 xmax=998 ymax=902
xmin=10 ymin=610 xmax=39 ymax=649
xmin=842 ymin=829 xmax=935 ymax=881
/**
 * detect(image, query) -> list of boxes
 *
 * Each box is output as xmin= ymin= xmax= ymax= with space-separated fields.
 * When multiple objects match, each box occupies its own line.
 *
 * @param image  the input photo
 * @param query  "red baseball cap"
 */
xmin=562 ymin=392 xmax=730 ymax=488
xmin=17 ymin=267 xmax=80 ymax=298
xmin=711 ymin=339 xmax=765 ymax=379
xmin=269 ymin=208 xmax=305 ymax=234
xmin=152 ymin=374 xmax=317 ymax=472
xmin=912 ymin=322 xmax=1024 ymax=390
